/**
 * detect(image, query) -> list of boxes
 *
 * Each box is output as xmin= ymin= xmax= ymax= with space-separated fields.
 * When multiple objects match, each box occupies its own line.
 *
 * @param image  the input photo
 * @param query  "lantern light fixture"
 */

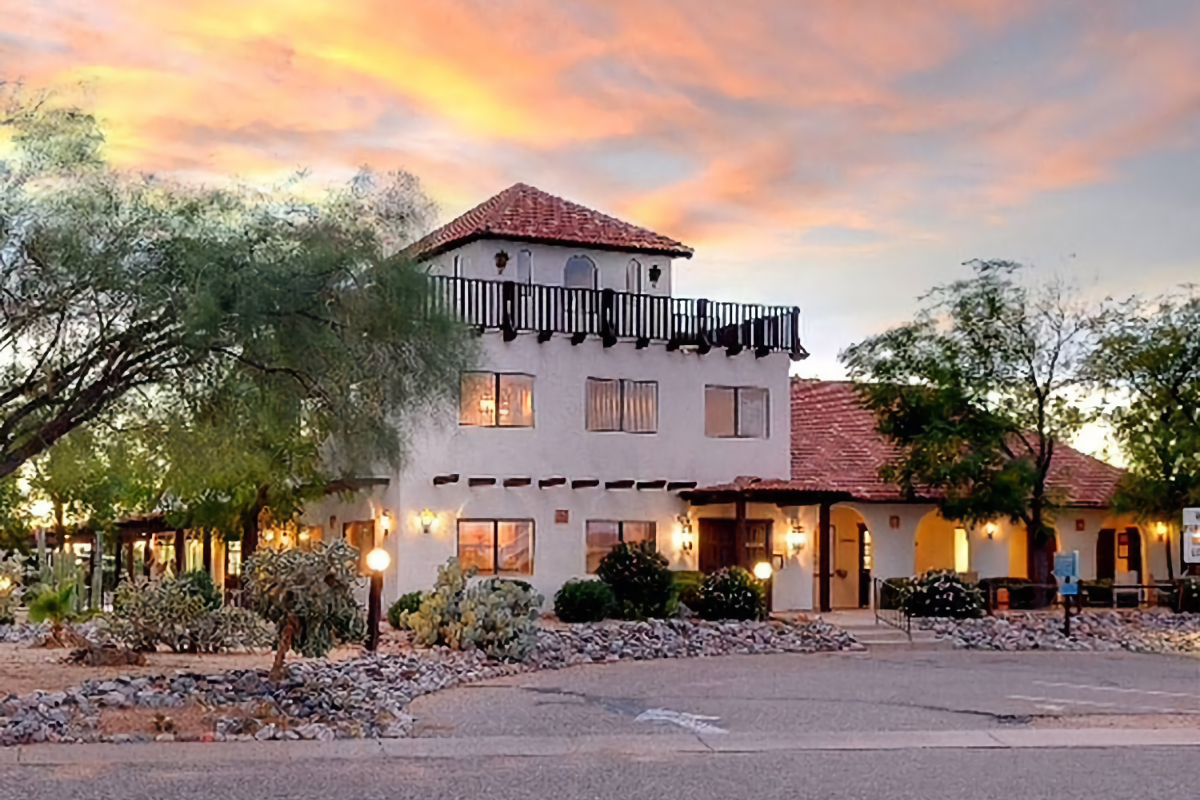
xmin=419 ymin=508 xmax=436 ymax=535
xmin=1155 ymin=521 xmax=1167 ymax=542
xmin=785 ymin=523 xmax=806 ymax=553
xmin=985 ymin=522 xmax=998 ymax=540
xmin=677 ymin=515 xmax=694 ymax=552
xmin=753 ymin=561 xmax=773 ymax=581
xmin=366 ymin=547 xmax=391 ymax=573
xmin=380 ymin=510 xmax=394 ymax=536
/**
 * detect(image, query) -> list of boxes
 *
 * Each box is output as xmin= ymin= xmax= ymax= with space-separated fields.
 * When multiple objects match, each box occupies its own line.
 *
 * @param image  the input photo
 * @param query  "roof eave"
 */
xmin=410 ymin=231 xmax=694 ymax=263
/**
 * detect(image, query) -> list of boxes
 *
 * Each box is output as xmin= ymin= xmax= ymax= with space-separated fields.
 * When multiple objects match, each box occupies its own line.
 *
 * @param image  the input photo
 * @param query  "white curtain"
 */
xmin=622 ymin=380 xmax=658 ymax=433
xmin=586 ymin=378 xmax=621 ymax=431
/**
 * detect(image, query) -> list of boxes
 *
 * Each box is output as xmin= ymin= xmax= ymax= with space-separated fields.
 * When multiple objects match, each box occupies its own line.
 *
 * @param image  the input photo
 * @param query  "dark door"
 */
xmin=858 ymin=523 xmax=872 ymax=608
xmin=699 ymin=518 xmax=737 ymax=573
xmin=1123 ymin=527 xmax=1143 ymax=581
xmin=1096 ymin=529 xmax=1116 ymax=580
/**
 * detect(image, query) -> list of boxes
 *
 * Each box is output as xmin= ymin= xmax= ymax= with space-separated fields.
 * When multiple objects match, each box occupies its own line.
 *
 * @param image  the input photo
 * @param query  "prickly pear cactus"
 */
xmin=402 ymin=557 xmax=474 ymax=648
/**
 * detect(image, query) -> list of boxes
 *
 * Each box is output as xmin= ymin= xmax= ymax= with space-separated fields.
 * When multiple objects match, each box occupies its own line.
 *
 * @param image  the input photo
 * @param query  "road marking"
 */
xmin=1031 ymin=681 xmax=1200 ymax=701
xmin=1007 ymin=695 xmax=1196 ymax=714
xmin=634 ymin=709 xmax=729 ymax=734
xmin=1008 ymin=695 xmax=1117 ymax=709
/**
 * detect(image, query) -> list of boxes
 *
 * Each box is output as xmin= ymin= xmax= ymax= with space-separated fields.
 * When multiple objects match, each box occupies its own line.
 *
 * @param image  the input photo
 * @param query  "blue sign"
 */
xmin=1059 ymin=582 xmax=1078 ymax=596
xmin=1054 ymin=551 xmax=1080 ymax=580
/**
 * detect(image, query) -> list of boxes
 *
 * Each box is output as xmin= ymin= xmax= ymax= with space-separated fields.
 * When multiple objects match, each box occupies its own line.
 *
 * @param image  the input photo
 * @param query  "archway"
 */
xmin=914 ymin=510 xmax=970 ymax=577
xmin=564 ymin=255 xmax=596 ymax=289
xmin=829 ymin=506 xmax=872 ymax=609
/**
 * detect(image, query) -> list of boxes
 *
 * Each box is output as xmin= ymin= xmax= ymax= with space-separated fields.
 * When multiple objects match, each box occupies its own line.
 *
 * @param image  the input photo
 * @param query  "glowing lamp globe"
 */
xmin=753 ymin=561 xmax=773 ymax=581
xmin=366 ymin=547 xmax=391 ymax=573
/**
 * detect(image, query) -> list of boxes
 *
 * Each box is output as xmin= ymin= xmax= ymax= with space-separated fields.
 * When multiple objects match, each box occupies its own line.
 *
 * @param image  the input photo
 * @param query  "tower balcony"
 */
xmin=429 ymin=276 xmax=807 ymax=360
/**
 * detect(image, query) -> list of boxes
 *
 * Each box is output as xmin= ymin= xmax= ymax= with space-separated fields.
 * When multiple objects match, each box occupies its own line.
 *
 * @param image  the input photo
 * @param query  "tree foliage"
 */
xmin=1086 ymin=289 xmax=1200 ymax=575
xmin=841 ymin=261 xmax=1100 ymax=582
xmin=243 ymin=539 xmax=365 ymax=681
xmin=1 ymin=90 xmax=475 ymax=497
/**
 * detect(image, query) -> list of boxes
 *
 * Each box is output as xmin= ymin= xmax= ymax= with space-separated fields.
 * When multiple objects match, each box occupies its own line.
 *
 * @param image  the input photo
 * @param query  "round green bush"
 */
xmin=554 ymin=579 xmax=616 ymax=622
xmin=179 ymin=569 xmax=222 ymax=611
xmin=902 ymin=570 xmax=983 ymax=618
xmin=595 ymin=541 xmax=673 ymax=620
xmin=694 ymin=567 xmax=766 ymax=621
xmin=388 ymin=591 xmax=424 ymax=630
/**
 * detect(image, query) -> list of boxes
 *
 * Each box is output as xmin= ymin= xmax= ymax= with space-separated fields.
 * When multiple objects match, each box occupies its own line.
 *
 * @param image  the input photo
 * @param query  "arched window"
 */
xmin=625 ymin=259 xmax=642 ymax=294
xmin=453 ymin=254 xmax=463 ymax=278
xmin=517 ymin=249 xmax=533 ymax=284
xmin=563 ymin=255 xmax=596 ymax=289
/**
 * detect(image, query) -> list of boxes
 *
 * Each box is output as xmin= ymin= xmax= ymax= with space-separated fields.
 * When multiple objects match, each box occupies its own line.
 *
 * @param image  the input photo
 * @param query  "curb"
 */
xmin=4 ymin=727 xmax=1200 ymax=765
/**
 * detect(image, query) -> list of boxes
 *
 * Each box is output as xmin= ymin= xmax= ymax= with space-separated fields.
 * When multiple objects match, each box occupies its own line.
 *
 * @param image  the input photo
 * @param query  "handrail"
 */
xmin=428 ymin=275 xmax=806 ymax=359
xmin=873 ymin=577 xmax=912 ymax=639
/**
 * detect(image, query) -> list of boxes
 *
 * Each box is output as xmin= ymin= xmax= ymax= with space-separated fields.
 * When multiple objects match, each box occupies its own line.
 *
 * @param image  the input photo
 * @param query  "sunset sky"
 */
xmin=3 ymin=0 xmax=1199 ymax=391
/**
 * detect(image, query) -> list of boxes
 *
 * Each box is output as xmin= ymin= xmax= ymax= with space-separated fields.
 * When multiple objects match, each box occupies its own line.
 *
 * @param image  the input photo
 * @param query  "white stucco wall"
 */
xmin=425 ymin=240 xmax=676 ymax=296
xmin=305 ymin=327 xmax=792 ymax=606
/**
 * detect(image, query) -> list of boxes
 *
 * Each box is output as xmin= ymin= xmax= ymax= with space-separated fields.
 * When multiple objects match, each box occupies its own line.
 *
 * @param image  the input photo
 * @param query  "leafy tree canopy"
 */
xmin=1 ymin=89 xmax=476 ymax=515
xmin=841 ymin=260 xmax=1101 ymax=580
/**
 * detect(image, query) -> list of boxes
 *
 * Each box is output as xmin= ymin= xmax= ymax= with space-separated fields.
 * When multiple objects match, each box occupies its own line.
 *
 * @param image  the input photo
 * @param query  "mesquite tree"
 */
xmin=243 ymin=539 xmax=365 ymax=681
xmin=1 ymin=91 xmax=474 ymax=496
xmin=841 ymin=260 xmax=1101 ymax=586
xmin=1086 ymin=290 xmax=1200 ymax=578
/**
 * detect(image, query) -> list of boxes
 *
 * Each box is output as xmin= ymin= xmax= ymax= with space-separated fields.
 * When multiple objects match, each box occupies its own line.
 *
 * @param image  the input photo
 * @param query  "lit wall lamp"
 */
xmin=786 ymin=521 xmax=807 ymax=554
xmin=1155 ymin=521 xmax=1167 ymax=543
xmin=753 ymin=561 xmax=773 ymax=581
xmin=380 ymin=510 xmax=394 ymax=538
xmin=677 ymin=515 xmax=694 ymax=552
xmin=985 ymin=522 xmax=998 ymax=540
xmin=648 ymin=264 xmax=663 ymax=288
xmin=419 ymin=509 xmax=436 ymax=536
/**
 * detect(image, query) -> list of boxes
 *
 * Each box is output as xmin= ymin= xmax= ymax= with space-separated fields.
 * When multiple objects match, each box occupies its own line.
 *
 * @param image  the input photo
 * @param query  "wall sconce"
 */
xmin=494 ymin=250 xmax=510 ymax=274
xmin=786 ymin=522 xmax=807 ymax=554
xmin=985 ymin=522 xmax=998 ymax=540
xmin=677 ymin=515 xmax=694 ymax=552
xmin=648 ymin=264 xmax=662 ymax=287
xmin=1155 ymin=521 xmax=1167 ymax=543
xmin=380 ymin=510 xmax=394 ymax=537
xmin=419 ymin=508 xmax=436 ymax=535
xmin=1075 ymin=518 xmax=1086 ymax=531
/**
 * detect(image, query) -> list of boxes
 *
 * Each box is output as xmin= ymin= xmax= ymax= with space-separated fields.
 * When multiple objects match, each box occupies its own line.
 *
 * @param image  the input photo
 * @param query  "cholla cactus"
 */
xmin=0 ymin=550 xmax=25 ymax=625
xmin=902 ymin=569 xmax=984 ymax=619
xmin=403 ymin=558 xmax=543 ymax=661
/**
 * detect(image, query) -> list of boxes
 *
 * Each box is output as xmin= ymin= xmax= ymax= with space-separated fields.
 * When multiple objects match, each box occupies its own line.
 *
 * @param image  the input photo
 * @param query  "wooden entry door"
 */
xmin=699 ymin=518 xmax=772 ymax=573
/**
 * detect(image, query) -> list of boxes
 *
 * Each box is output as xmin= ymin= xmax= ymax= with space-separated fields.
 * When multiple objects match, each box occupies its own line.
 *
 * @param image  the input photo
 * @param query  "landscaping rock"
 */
xmin=919 ymin=609 xmax=1200 ymax=653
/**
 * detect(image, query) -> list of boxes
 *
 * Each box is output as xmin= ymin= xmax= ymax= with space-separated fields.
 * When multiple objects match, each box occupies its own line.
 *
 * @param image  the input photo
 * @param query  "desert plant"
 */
xmin=877 ymin=577 xmax=911 ymax=610
xmin=403 ymin=558 xmax=543 ymax=661
xmin=670 ymin=571 xmax=705 ymax=614
xmin=388 ymin=591 xmax=423 ymax=630
xmin=190 ymin=606 xmax=275 ymax=653
xmin=693 ymin=567 xmax=766 ymax=621
xmin=27 ymin=583 xmax=77 ymax=643
xmin=108 ymin=575 xmax=271 ymax=653
xmin=178 ymin=569 xmax=223 ymax=611
xmin=901 ymin=570 xmax=984 ymax=619
xmin=244 ymin=539 xmax=366 ymax=680
xmin=594 ymin=541 xmax=673 ymax=620
xmin=553 ymin=579 xmax=616 ymax=623
xmin=0 ymin=550 xmax=24 ymax=625
xmin=1174 ymin=577 xmax=1200 ymax=613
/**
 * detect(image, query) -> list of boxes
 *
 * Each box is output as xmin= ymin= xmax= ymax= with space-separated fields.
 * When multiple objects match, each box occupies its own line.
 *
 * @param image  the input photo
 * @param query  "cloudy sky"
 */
xmin=3 ymin=0 xmax=1199 ymax=388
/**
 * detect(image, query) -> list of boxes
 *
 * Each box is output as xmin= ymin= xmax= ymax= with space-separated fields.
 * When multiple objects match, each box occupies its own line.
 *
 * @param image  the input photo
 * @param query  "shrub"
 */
xmin=693 ymin=567 xmax=766 ymax=621
xmin=244 ymin=540 xmax=366 ymax=680
xmin=403 ymin=558 xmax=543 ymax=661
xmin=671 ymin=571 xmax=705 ymax=614
xmin=0 ymin=550 xmax=24 ymax=625
xmin=595 ymin=541 xmax=673 ymax=620
xmin=554 ymin=579 xmax=615 ymax=622
xmin=109 ymin=576 xmax=273 ymax=653
xmin=388 ymin=591 xmax=423 ymax=630
xmin=902 ymin=570 xmax=984 ymax=618
xmin=877 ymin=577 xmax=910 ymax=610
xmin=178 ymin=569 xmax=222 ymax=611
xmin=1175 ymin=577 xmax=1200 ymax=613
xmin=28 ymin=583 xmax=77 ymax=642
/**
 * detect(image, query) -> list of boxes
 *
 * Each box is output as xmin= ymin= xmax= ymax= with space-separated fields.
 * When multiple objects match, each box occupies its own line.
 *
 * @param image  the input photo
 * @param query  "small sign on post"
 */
xmin=1183 ymin=509 xmax=1200 ymax=565
xmin=1054 ymin=550 xmax=1080 ymax=637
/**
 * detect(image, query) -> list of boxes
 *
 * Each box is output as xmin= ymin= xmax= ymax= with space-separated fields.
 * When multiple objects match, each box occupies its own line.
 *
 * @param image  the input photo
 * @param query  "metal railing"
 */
xmin=983 ymin=581 xmax=1179 ymax=613
xmin=428 ymin=276 xmax=806 ymax=358
xmin=873 ymin=577 xmax=912 ymax=638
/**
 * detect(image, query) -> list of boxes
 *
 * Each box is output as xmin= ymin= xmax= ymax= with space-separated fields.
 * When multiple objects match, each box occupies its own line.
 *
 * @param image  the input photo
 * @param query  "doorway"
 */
xmin=699 ymin=518 xmax=772 ymax=573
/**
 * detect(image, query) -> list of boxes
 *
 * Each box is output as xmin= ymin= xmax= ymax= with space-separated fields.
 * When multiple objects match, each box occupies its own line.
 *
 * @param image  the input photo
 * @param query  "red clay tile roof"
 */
xmin=696 ymin=380 xmax=1124 ymax=508
xmin=406 ymin=183 xmax=694 ymax=261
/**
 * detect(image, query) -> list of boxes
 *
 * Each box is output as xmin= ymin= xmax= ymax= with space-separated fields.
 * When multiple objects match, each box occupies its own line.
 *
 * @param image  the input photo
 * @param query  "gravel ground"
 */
xmin=920 ymin=609 xmax=1200 ymax=653
xmin=1 ymin=618 xmax=855 ymax=746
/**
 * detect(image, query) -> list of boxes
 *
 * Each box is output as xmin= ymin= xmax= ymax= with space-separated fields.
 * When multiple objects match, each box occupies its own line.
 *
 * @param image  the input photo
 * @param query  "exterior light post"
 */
xmin=365 ymin=547 xmax=390 ymax=652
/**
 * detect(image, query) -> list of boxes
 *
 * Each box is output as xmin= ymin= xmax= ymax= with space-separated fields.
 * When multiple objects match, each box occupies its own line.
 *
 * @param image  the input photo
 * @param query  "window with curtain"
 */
xmin=705 ymin=385 xmax=769 ymax=438
xmin=458 ymin=520 xmax=534 ymax=575
xmin=586 ymin=378 xmax=657 ymax=433
xmin=517 ymin=249 xmax=532 ymax=283
xmin=586 ymin=520 xmax=657 ymax=573
xmin=564 ymin=255 xmax=596 ymax=288
xmin=460 ymin=372 xmax=534 ymax=427
xmin=625 ymin=259 xmax=642 ymax=293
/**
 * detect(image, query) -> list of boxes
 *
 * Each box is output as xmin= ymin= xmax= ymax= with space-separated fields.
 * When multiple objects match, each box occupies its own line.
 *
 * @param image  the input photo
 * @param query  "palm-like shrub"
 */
xmin=553 ymin=579 xmax=615 ymax=622
xmin=902 ymin=570 xmax=984 ymax=618
xmin=595 ymin=541 xmax=673 ymax=620
xmin=28 ymin=583 xmax=76 ymax=642
xmin=694 ymin=567 xmax=766 ymax=621
xmin=244 ymin=539 xmax=366 ymax=681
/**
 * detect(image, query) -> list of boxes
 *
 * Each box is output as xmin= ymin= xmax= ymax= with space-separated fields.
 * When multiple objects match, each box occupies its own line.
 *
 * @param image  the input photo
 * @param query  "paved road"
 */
xmin=4 ymin=649 xmax=1200 ymax=800
xmin=409 ymin=649 xmax=1200 ymax=737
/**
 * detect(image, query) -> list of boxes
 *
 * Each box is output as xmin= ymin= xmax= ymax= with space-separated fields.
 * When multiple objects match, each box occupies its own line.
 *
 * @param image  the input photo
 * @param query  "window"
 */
xmin=517 ymin=249 xmax=532 ymax=283
xmin=586 ymin=520 xmax=656 ymax=573
xmin=458 ymin=519 xmax=533 ymax=575
xmin=564 ymin=255 xmax=596 ymax=289
xmin=586 ymin=378 xmax=657 ymax=433
xmin=625 ymin=259 xmax=642 ymax=294
xmin=460 ymin=372 xmax=534 ymax=427
xmin=704 ymin=386 xmax=769 ymax=438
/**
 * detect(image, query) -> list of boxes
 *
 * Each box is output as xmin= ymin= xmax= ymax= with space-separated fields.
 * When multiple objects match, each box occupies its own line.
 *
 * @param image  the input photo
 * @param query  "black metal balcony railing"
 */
xmin=429 ymin=276 xmax=806 ymax=359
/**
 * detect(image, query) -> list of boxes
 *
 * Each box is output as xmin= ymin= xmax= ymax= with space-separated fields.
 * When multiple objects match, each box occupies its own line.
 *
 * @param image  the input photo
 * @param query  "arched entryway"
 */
xmin=830 ymin=506 xmax=872 ymax=609
xmin=914 ymin=511 xmax=970 ymax=577
xmin=1096 ymin=523 xmax=1143 ymax=583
